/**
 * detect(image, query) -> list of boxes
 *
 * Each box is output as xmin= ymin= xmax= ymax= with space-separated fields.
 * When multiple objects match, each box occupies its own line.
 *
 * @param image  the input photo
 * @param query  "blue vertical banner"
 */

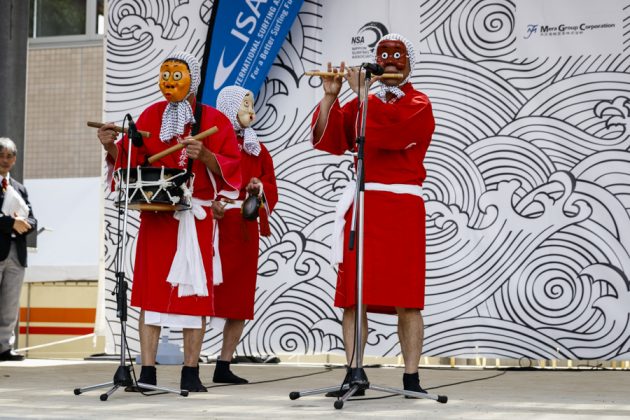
xmin=199 ymin=0 xmax=304 ymax=106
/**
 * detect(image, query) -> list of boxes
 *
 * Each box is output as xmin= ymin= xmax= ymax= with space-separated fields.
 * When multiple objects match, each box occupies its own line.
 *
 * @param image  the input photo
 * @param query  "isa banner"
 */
xmin=199 ymin=0 xmax=304 ymax=106
xmin=515 ymin=0 xmax=624 ymax=58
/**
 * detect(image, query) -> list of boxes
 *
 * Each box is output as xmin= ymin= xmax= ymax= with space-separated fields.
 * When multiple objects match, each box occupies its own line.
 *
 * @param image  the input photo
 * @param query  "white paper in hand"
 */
xmin=2 ymin=185 xmax=29 ymax=218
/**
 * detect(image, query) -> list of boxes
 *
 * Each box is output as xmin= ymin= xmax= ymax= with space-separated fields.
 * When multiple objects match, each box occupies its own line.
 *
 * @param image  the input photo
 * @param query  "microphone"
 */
xmin=125 ymin=114 xmax=144 ymax=147
xmin=362 ymin=62 xmax=384 ymax=76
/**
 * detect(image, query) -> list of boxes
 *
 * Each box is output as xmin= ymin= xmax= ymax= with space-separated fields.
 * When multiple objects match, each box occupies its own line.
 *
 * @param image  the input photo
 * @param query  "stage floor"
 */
xmin=0 ymin=359 xmax=628 ymax=419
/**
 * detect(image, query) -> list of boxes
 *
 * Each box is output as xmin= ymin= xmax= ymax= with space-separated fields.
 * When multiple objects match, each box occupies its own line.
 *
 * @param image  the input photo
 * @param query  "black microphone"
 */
xmin=362 ymin=62 xmax=384 ymax=76
xmin=125 ymin=114 xmax=144 ymax=147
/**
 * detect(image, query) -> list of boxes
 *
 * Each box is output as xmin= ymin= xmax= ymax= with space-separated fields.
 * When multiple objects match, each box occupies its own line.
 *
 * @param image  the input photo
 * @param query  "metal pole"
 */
xmin=352 ymin=74 xmax=371 ymax=370
xmin=2 ymin=0 xmax=29 ymax=351
xmin=0 ymin=0 xmax=29 ymax=183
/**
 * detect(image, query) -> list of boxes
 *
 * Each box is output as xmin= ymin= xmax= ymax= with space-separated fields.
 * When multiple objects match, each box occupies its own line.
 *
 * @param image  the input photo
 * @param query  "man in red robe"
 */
xmin=311 ymin=33 xmax=435 ymax=395
xmin=211 ymin=86 xmax=278 ymax=384
xmin=98 ymin=51 xmax=241 ymax=392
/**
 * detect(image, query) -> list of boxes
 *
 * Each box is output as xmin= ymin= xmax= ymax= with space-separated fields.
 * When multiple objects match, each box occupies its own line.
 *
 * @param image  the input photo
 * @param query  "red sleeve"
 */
xmin=202 ymin=105 xmax=241 ymax=195
xmin=259 ymin=145 xmax=278 ymax=213
xmin=312 ymin=88 xmax=434 ymax=155
xmin=364 ymin=91 xmax=435 ymax=151
xmin=110 ymin=107 xmax=154 ymax=191
xmin=113 ymin=107 xmax=153 ymax=171
xmin=311 ymin=100 xmax=355 ymax=155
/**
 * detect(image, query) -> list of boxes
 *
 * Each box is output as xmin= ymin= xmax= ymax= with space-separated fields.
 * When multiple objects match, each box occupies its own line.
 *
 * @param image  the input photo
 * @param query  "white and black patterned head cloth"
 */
xmin=159 ymin=51 xmax=201 ymax=143
xmin=374 ymin=33 xmax=416 ymax=102
xmin=216 ymin=85 xmax=260 ymax=156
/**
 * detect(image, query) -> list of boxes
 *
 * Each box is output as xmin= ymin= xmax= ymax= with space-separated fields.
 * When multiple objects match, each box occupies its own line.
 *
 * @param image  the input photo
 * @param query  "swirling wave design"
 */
xmin=420 ymin=0 xmax=515 ymax=60
xmin=415 ymin=56 xmax=526 ymax=147
xmin=105 ymin=0 xmax=206 ymax=119
xmin=103 ymin=0 xmax=630 ymax=360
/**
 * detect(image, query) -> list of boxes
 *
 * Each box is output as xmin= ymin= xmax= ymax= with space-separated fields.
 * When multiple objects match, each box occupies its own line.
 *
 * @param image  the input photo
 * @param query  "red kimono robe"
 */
xmin=114 ymin=101 xmax=241 ymax=316
xmin=213 ymin=138 xmax=278 ymax=319
xmin=312 ymin=83 xmax=434 ymax=314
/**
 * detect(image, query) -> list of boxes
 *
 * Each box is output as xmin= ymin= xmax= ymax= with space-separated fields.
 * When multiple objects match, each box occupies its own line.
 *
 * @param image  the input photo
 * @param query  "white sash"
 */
xmin=211 ymin=199 xmax=243 ymax=286
xmin=167 ymin=197 xmax=213 ymax=297
xmin=331 ymin=182 xmax=424 ymax=266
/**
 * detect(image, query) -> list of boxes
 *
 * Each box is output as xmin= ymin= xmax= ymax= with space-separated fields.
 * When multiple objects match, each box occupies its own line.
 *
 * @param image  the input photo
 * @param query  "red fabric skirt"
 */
xmin=130 ymin=209 xmax=215 ymax=316
xmin=212 ymin=209 xmax=259 ymax=320
xmin=335 ymin=191 xmax=426 ymax=314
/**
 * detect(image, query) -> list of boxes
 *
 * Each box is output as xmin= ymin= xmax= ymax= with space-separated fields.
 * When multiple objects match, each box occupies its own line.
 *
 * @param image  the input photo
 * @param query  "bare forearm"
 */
xmin=198 ymin=147 xmax=221 ymax=174
xmin=98 ymin=122 xmax=120 ymax=160
xmin=104 ymin=143 xmax=118 ymax=160
xmin=313 ymin=94 xmax=337 ymax=142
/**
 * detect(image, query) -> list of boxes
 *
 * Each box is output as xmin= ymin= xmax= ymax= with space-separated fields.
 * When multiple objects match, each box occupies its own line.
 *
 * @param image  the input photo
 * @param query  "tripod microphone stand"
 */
xmin=289 ymin=65 xmax=447 ymax=409
xmin=74 ymin=115 xmax=188 ymax=400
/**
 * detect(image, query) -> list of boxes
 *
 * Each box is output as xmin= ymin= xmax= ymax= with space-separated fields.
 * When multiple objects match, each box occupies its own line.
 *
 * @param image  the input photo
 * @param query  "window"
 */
xmin=29 ymin=0 xmax=104 ymax=41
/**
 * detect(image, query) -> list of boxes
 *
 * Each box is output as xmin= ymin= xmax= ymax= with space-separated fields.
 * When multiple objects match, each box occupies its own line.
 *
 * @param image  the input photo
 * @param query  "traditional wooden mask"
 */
xmin=237 ymin=91 xmax=256 ymax=128
xmin=159 ymin=59 xmax=192 ymax=103
xmin=376 ymin=40 xmax=408 ymax=71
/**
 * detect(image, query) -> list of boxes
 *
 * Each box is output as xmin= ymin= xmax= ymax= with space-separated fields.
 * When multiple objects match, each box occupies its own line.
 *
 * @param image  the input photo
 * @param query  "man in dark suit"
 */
xmin=0 ymin=137 xmax=36 ymax=362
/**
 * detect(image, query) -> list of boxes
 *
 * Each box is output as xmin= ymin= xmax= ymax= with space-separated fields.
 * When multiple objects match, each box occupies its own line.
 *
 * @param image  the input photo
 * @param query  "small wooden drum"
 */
xmin=114 ymin=166 xmax=192 ymax=211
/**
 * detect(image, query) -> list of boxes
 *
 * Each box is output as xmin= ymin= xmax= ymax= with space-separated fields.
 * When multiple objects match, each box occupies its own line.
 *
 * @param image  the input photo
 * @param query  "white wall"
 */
xmin=25 ymin=177 xmax=102 ymax=282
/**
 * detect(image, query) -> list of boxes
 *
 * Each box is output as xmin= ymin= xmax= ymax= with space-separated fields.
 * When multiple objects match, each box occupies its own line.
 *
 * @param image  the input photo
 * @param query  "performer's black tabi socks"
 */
xmin=139 ymin=365 xmax=157 ymax=385
xmin=181 ymin=365 xmax=208 ymax=392
xmin=125 ymin=365 xmax=157 ymax=392
xmin=403 ymin=371 xmax=427 ymax=398
xmin=212 ymin=359 xmax=249 ymax=384
xmin=325 ymin=367 xmax=366 ymax=397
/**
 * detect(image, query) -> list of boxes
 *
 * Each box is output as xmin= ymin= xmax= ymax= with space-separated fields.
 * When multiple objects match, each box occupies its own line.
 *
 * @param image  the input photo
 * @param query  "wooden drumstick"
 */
xmin=87 ymin=121 xmax=151 ymax=138
xmin=146 ymin=126 xmax=219 ymax=164
xmin=304 ymin=71 xmax=403 ymax=79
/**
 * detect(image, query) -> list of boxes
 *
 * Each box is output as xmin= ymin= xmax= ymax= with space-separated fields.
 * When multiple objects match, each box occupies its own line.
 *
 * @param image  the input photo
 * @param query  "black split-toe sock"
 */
xmin=212 ymin=360 xmax=249 ymax=384
xmin=126 ymin=365 xmax=157 ymax=392
xmin=181 ymin=365 xmax=208 ymax=392
xmin=403 ymin=371 xmax=427 ymax=398
xmin=325 ymin=367 xmax=366 ymax=398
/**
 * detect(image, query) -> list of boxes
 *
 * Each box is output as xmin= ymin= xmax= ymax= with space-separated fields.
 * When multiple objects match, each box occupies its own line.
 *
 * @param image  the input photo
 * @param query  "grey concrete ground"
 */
xmin=0 ymin=359 xmax=629 ymax=419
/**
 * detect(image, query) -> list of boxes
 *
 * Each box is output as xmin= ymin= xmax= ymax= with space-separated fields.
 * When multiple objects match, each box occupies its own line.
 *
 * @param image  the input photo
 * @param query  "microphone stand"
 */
xmin=74 ymin=115 xmax=188 ymax=400
xmin=290 ymin=66 xmax=447 ymax=409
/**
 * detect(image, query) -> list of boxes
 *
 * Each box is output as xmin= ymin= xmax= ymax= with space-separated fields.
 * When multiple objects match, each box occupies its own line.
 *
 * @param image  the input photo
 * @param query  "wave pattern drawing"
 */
xmin=103 ymin=0 xmax=630 ymax=360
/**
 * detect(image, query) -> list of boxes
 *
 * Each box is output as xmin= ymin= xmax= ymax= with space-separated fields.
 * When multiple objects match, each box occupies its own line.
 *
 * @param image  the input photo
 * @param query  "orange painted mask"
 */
xmin=159 ymin=60 xmax=192 ymax=103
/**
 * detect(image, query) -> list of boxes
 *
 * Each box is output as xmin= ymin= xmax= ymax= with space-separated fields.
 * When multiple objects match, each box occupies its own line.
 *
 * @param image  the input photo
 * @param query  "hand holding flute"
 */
xmin=313 ymin=62 xmax=363 ymax=141
xmin=319 ymin=62 xmax=347 ymax=101
xmin=317 ymin=62 xmax=380 ymax=103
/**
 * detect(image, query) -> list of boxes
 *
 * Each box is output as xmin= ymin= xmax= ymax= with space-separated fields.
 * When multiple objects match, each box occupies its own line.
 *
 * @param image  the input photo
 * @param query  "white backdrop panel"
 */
xmin=102 ymin=0 xmax=630 ymax=360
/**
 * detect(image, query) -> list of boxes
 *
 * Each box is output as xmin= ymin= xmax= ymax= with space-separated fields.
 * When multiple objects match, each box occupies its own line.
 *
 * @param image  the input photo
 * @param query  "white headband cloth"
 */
xmin=159 ymin=51 xmax=202 ymax=143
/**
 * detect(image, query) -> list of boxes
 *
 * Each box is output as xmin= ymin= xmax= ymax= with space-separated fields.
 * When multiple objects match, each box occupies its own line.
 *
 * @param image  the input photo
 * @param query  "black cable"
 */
xmin=203 ymin=368 xmax=335 ymax=389
xmin=110 ymin=117 xmax=170 ymax=397
xmin=199 ymin=363 xmax=508 ymax=402
xmin=343 ymin=369 xmax=508 ymax=402
xmin=425 ymin=369 xmax=506 ymax=391
xmin=333 ymin=63 xmax=371 ymax=400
